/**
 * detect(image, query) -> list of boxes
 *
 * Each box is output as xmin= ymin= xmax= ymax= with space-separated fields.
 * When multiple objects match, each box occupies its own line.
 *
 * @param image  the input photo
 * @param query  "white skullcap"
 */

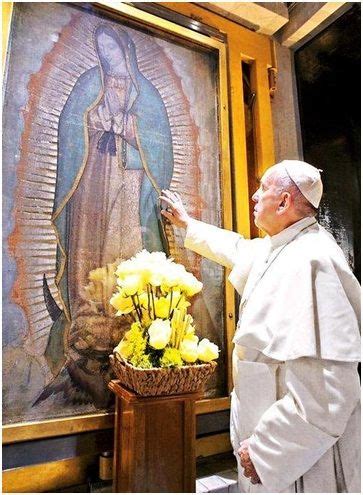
xmin=271 ymin=160 xmax=323 ymax=208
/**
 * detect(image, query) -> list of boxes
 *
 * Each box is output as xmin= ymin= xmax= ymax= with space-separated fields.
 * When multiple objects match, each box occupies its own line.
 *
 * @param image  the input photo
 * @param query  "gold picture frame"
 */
xmin=3 ymin=2 xmax=277 ymax=451
xmin=2 ymin=1 xmax=234 ymax=443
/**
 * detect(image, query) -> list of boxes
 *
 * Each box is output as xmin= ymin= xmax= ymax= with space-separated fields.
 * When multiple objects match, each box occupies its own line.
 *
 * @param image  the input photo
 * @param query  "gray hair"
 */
xmin=274 ymin=172 xmax=318 ymax=217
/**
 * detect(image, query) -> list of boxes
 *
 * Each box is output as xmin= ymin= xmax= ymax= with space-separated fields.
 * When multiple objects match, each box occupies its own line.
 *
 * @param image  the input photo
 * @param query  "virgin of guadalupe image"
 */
xmin=36 ymin=25 xmax=174 ymax=408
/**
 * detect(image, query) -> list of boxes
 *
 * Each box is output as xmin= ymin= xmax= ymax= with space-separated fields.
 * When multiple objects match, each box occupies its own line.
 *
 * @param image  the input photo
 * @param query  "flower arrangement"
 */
xmin=110 ymin=250 xmax=219 ymax=369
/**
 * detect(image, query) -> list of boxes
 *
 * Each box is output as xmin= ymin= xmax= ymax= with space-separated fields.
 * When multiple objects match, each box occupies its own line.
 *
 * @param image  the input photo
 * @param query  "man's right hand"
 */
xmin=159 ymin=190 xmax=191 ymax=229
xmin=238 ymin=440 xmax=261 ymax=485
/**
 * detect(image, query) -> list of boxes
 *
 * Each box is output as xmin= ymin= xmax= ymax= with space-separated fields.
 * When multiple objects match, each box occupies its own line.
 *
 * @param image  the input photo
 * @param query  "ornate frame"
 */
xmin=3 ymin=1 xmax=234 ymax=443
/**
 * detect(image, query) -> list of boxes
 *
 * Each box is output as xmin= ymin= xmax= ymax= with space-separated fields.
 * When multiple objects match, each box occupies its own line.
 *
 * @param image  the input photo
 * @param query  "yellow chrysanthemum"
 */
xmin=124 ymin=322 xmax=143 ymax=340
xmin=130 ymin=353 xmax=153 ymax=369
xmin=120 ymin=322 xmax=151 ymax=368
xmin=160 ymin=347 xmax=183 ymax=367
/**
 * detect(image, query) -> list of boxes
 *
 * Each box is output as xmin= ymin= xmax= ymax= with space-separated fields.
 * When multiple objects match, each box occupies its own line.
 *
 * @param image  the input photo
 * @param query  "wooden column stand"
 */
xmin=108 ymin=380 xmax=200 ymax=493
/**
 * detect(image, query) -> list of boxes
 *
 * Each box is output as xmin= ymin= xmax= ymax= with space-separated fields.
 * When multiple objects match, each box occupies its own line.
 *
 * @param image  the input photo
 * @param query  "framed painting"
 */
xmin=2 ymin=1 xmax=234 ymax=441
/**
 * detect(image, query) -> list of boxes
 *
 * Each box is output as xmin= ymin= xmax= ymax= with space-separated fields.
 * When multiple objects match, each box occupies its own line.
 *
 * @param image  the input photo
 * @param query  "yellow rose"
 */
xmin=110 ymin=292 xmax=134 ymax=314
xmin=114 ymin=339 xmax=132 ymax=359
xmin=148 ymin=319 xmax=172 ymax=350
xmin=162 ymin=264 xmax=186 ymax=289
xmin=181 ymin=273 xmax=203 ymax=297
xmin=149 ymin=271 xmax=164 ymax=287
xmin=115 ymin=259 xmax=134 ymax=278
xmin=119 ymin=274 xmax=143 ymax=296
xmin=149 ymin=251 xmax=168 ymax=263
xmin=180 ymin=338 xmax=198 ymax=363
xmin=135 ymin=250 xmax=167 ymax=265
xmin=183 ymin=333 xmax=198 ymax=343
xmin=132 ymin=251 xmax=170 ymax=287
xmin=197 ymin=338 xmax=219 ymax=362
xmin=154 ymin=296 xmax=170 ymax=319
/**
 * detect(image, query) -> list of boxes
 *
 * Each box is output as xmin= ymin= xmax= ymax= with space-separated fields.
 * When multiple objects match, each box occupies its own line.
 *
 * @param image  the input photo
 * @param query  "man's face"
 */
xmin=251 ymin=170 xmax=283 ymax=234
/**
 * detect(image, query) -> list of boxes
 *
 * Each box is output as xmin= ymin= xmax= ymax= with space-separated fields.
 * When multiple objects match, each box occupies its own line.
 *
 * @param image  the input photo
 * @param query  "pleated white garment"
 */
xmin=185 ymin=216 xmax=361 ymax=493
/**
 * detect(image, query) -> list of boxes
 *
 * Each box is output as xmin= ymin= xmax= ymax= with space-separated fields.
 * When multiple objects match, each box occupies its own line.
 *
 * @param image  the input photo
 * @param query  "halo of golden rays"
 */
xmin=9 ymin=10 xmax=201 ymax=356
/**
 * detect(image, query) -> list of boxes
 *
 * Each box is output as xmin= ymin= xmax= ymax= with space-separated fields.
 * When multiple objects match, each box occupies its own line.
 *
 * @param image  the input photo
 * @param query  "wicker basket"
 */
xmin=110 ymin=353 xmax=217 ymax=397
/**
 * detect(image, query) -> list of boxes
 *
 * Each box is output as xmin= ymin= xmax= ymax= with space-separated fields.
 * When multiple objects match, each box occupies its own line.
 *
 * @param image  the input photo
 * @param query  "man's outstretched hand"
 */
xmin=238 ymin=439 xmax=261 ymax=485
xmin=159 ymin=189 xmax=191 ymax=229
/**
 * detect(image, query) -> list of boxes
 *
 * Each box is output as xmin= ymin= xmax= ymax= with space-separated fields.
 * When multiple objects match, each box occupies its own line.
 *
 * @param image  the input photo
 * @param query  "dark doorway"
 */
xmin=295 ymin=4 xmax=361 ymax=280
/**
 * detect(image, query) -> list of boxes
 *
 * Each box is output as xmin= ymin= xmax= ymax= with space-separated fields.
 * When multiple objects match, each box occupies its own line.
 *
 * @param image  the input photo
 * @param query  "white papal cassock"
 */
xmin=184 ymin=216 xmax=361 ymax=493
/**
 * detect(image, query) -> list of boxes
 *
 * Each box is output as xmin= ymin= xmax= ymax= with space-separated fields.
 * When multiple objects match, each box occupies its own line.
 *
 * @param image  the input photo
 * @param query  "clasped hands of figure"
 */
xmin=160 ymin=190 xmax=261 ymax=486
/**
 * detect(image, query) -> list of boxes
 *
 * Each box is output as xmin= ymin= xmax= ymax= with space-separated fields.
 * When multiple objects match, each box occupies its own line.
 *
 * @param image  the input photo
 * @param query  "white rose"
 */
xmin=148 ymin=319 xmax=172 ymax=350
xmin=180 ymin=338 xmax=198 ymax=363
xmin=197 ymin=338 xmax=219 ymax=362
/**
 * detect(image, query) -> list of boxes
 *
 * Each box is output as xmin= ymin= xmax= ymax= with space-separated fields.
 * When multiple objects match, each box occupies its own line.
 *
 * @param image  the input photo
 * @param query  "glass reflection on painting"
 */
xmin=3 ymin=2 xmax=225 ymax=423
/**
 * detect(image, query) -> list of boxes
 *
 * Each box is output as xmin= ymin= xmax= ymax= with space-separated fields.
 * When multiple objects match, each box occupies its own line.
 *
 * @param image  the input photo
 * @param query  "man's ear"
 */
xmin=278 ymin=192 xmax=291 ymax=212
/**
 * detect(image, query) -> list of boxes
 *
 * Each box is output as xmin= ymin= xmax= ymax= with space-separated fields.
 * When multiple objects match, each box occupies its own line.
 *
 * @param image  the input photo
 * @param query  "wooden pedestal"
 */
xmin=108 ymin=380 xmax=200 ymax=493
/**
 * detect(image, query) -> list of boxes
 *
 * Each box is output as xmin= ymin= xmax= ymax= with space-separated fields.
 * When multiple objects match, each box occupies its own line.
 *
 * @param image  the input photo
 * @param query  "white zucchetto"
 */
xmin=269 ymin=160 xmax=323 ymax=208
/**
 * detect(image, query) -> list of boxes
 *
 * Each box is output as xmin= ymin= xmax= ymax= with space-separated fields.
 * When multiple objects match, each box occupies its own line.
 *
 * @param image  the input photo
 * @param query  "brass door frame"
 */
xmin=162 ymin=3 xmax=275 ymax=230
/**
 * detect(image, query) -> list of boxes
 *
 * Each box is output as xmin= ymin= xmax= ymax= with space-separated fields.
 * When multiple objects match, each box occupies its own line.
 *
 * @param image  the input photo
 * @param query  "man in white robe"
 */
xmin=160 ymin=160 xmax=360 ymax=493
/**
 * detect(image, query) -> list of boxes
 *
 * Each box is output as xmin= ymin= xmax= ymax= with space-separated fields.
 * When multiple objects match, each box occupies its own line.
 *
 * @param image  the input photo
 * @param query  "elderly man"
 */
xmin=160 ymin=160 xmax=361 ymax=493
